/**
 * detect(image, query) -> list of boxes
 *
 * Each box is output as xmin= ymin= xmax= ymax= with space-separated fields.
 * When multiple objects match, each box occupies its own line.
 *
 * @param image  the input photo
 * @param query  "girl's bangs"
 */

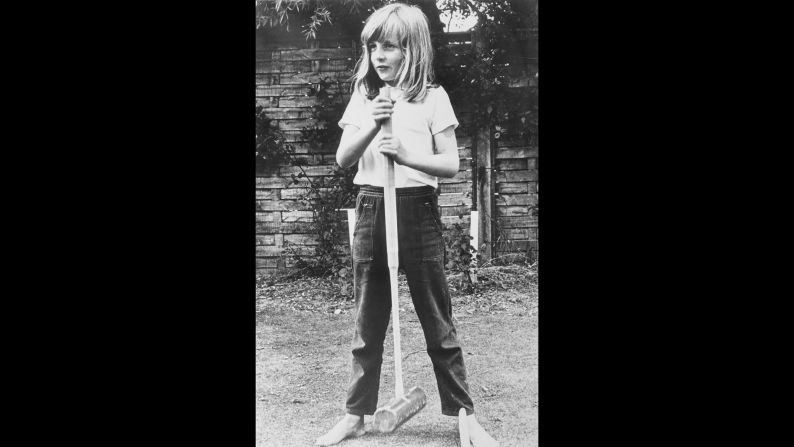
xmin=363 ymin=14 xmax=405 ymax=46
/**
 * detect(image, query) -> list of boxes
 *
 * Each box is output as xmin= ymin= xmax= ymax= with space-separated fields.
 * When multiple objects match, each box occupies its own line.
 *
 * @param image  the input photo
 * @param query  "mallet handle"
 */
xmin=380 ymin=85 xmax=403 ymax=398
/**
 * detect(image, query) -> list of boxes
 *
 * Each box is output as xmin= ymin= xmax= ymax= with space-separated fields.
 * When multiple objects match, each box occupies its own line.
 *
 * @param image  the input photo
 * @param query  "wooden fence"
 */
xmin=255 ymin=29 xmax=537 ymax=274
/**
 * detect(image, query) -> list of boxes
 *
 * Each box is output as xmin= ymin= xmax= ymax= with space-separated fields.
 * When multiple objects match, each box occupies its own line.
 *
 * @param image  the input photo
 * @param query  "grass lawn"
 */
xmin=256 ymin=265 xmax=538 ymax=447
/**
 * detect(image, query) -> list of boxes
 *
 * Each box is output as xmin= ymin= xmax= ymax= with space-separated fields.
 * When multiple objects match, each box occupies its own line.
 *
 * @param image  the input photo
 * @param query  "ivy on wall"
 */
xmin=256 ymin=105 xmax=295 ymax=168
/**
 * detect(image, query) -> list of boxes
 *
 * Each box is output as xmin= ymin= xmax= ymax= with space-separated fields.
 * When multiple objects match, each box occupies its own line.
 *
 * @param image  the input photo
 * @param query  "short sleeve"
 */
xmin=338 ymin=88 xmax=368 ymax=130
xmin=429 ymin=86 xmax=459 ymax=135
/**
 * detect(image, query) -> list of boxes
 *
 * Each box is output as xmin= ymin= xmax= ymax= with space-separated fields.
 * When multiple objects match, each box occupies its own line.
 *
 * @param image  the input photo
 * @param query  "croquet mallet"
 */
xmin=372 ymin=85 xmax=428 ymax=433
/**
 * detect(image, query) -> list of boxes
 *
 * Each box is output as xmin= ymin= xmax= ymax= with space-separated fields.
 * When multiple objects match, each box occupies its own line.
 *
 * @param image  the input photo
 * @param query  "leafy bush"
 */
xmin=280 ymin=76 xmax=358 ymax=278
xmin=443 ymin=222 xmax=478 ymax=291
xmin=284 ymin=163 xmax=357 ymax=277
xmin=256 ymin=105 xmax=294 ymax=168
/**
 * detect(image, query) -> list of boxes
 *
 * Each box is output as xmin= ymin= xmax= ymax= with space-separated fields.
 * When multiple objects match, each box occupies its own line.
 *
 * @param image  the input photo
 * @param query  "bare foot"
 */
xmin=467 ymin=414 xmax=499 ymax=447
xmin=315 ymin=414 xmax=365 ymax=446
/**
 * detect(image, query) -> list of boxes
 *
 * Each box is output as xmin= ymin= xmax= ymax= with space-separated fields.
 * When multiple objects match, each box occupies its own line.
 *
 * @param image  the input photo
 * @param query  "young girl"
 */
xmin=316 ymin=3 xmax=498 ymax=446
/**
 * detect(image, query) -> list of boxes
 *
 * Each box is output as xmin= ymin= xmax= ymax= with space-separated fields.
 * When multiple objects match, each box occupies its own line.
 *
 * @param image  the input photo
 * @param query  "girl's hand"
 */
xmin=377 ymin=135 xmax=408 ymax=165
xmin=368 ymin=95 xmax=395 ymax=125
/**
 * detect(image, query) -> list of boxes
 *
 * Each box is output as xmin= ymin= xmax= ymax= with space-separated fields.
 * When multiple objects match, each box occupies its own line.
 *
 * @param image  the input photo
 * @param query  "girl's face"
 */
xmin=368 ymin=38 xmax=404 ymax=87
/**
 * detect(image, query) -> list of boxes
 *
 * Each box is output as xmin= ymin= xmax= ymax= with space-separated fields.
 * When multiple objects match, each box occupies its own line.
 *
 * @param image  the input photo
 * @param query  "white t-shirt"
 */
xmin=338 ymin=85 xmax=459 ymax=188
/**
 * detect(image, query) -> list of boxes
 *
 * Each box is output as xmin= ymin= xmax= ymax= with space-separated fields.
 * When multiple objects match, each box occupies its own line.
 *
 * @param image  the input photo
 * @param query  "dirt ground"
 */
xmin=256 ymin=266 xmax=538 ymax=447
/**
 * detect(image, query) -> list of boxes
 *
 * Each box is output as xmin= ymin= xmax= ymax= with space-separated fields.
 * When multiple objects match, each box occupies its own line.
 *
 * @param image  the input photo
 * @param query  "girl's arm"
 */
xmin=378 ymin=125 xmax=460 ymax=178
xmin=336 ymin=122 xmax=379 ymax=168
xmin=336 ymin=96 xmax=395 ymax=168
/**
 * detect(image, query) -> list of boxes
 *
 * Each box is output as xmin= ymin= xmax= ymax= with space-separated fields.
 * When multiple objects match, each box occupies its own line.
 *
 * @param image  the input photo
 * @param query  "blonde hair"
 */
xmin=351 ymin=2 xmax=435 ymax=102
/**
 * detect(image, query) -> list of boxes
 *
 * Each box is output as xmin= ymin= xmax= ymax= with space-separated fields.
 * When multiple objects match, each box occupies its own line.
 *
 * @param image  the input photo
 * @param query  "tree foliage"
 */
xmin=436 ymin=0 xmax=538 ymax=143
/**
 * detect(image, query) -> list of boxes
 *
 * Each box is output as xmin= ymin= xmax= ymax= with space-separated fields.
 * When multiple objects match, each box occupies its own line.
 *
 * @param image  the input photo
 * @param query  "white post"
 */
xmin=469 ymin=211 xmax=479 ymax=284
xmin=470 ymin=210 xmax=479 ymax=250
xmin=345 ymin=208 xmax=356 ymax=255
xmin=458 ymin=408 xmax=470 ymax=447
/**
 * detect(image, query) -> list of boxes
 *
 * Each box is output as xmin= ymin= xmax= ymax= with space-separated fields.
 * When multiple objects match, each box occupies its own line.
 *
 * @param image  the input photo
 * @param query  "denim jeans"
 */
xmin=345 ymin=185 xmax=474 ymax=417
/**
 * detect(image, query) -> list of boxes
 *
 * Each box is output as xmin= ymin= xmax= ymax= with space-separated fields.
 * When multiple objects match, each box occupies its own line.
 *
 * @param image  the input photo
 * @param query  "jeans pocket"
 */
xmin=422 ymin=201 xmax=445 ymax=261
xmin=353 ymin=199 xmax=374 ymax=262
xmin=353 ymin=196 xmax=367 ymax=235
xmin=423 ymin=201 xmax=444 ymax=235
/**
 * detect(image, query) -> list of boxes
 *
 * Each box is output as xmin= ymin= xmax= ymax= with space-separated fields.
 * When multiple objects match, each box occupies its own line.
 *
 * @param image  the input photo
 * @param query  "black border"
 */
xmin=61 ymin=3 xmax=258 ymax=443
